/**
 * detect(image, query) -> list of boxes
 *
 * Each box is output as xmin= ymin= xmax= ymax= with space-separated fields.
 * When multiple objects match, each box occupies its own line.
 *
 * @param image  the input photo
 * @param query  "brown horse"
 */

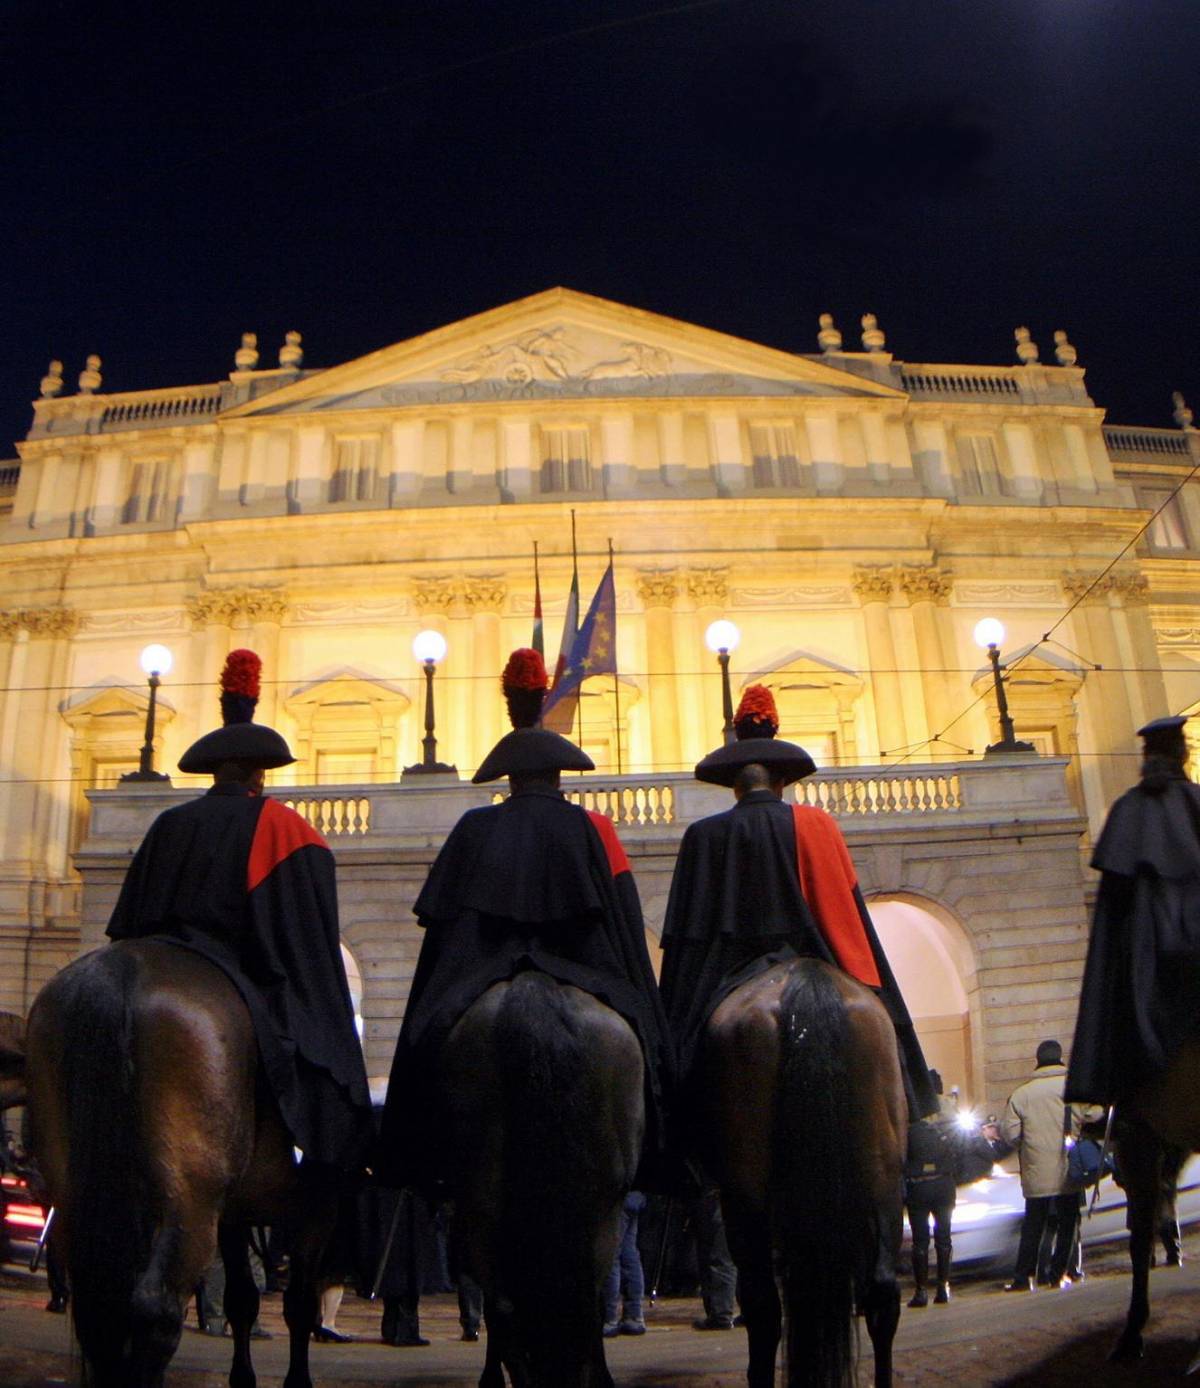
xmin=437 ymin=970 xmax=644 ymax=1388
xmin=700 ymin=955 xmax=907 ymax=1388
xmin=1108 ymin=1037 xmax=1200 ymax=1367
xmin=24 ymin=938 xmax=341 ymax=1388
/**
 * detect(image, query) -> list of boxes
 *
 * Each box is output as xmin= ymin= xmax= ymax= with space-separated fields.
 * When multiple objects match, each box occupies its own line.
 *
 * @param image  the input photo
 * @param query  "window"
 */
xmin=540 ymin=427 xmax=592 ymax=493
xmin=330 ymin=437 xmax=380 ymax=503
xmin=958 ymin=434 xmax=1003 ymax=496
xmin=315 ymin=750 xmax=377 ymax=784
xmin=1139 ymin=486 xmax=1190 ymax=551
xmin=748 ymin=424 xmax=801 ymax=489
xmin=121 ymin=458 xmax=175 ymax=524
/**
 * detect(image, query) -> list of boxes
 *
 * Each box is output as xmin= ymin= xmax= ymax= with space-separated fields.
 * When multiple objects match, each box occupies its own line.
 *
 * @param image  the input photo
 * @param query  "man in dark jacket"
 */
xmin=1067 ymin=714 xmax=1200 ymax=1107
xmin=381 ymin=649 xmax=672 ymax=1194
xmin=659 ymin=685 xmax=935 ymax=1123
xmin=106 ymin=650 xmax=372 ymax=1170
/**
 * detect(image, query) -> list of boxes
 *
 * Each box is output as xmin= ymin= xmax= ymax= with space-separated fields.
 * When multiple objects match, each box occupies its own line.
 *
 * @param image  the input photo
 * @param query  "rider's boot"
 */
xmin=933 ymin=1247 xmax=951 ymax=1304
xmin=907 ymin=1249 xmax=929 ymax=1308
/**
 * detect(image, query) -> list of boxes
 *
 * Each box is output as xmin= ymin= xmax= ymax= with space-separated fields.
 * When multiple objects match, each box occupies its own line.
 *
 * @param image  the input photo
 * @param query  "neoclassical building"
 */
xmin=2 ymin=288 xmax=1198 ymax=1108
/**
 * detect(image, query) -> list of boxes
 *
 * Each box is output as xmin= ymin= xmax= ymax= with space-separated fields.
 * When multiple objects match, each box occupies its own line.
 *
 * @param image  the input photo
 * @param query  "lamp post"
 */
xmin=120 ymin=644 xmax=173 ymax=783
xmin=705 ymin=619 xmax=741 ymax=746
xmin=402 ymin=630 xmax=457 ymax=777
xmin=973 ymin=618 xmax=1036 ymax=756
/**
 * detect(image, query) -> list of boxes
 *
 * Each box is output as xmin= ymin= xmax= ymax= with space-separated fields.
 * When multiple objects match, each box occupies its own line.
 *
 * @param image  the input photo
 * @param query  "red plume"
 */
xmin=220 ymin=649 xmax=261 ymax=725
xmin=502 ymin=648 xmax=549 ymax=692
xmin=734 ymin=684 xmax=779 ymax=736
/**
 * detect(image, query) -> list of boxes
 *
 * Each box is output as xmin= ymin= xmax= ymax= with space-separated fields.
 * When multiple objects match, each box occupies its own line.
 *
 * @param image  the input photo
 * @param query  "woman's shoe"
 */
xmin=313 ymin=1325 xmax=354 ymax=1344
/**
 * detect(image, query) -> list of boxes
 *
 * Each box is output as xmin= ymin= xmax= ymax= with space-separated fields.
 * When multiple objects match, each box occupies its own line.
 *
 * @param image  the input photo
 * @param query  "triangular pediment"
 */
xmin=225 ymin=288 xmax=902 ymax=417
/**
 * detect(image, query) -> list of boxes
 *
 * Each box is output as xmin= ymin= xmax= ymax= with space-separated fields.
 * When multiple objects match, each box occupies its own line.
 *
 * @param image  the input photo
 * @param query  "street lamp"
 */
xmin=705 ymin=619 xmax=741 ymax=746
xmin=402 ymin=630 xmax=457 ymax=777
xmin=120 ymin=643 xmax=173 ymax=783
xmin=973 ymin=618 xmax=1036 ymax=756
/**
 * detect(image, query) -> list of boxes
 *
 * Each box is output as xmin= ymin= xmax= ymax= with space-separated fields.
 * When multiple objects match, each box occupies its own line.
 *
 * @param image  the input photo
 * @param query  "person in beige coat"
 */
xmin=1000 ymin=1040 xmax=1105 ymax=1291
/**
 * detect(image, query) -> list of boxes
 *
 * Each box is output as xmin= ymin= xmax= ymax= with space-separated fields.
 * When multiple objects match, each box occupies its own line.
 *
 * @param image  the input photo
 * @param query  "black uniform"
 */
xmin=106 ymin=783 xmax=372 ymax=1168
xmin=381 ymin=788 xmax=673 ymax=1191
xmin=1066 ymin=773 xmax=1200 ymax=1105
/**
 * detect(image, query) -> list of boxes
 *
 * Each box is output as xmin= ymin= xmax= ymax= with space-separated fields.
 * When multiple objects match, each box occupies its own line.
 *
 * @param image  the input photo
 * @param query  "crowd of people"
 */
xmin=14 ymin=647 xmax=1196 ymax=1346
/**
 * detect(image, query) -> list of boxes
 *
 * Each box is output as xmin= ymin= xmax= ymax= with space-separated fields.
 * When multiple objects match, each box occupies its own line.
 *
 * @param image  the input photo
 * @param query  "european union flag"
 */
xmin=541 ymin=560 xmax=616 ymax=735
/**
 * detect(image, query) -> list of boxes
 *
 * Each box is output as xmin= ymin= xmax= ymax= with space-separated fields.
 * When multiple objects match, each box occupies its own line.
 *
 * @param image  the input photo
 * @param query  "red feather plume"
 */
xmin=734 ymin=684 xmax=779 ymax=734
xmin=502 ymin=647 xmax=549 ymax=692
xmin=221 ymin=649 xmax=262 ymax=699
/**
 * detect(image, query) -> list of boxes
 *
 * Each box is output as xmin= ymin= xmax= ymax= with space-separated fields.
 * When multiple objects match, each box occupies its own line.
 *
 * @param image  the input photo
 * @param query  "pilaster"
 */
xmin=636 ymin=570 xmax=681 ymax=772
xmin=852 ymin=567 xmax=907 ymax=757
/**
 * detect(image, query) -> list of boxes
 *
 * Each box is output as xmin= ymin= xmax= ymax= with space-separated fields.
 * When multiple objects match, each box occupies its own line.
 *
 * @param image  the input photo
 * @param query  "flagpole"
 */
xmin=532 ymin=540 xmax=544 ymax=657
xmin=571 ymin=509 xmax=583 ymax=753
xmin=610 ymin=538 xmax=622 ymax=776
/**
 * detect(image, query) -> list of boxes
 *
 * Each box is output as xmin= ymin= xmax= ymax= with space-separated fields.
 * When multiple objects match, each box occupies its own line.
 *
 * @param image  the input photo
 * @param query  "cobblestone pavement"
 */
xmin=2 ymin=1231 xmax=1199 ymax=1386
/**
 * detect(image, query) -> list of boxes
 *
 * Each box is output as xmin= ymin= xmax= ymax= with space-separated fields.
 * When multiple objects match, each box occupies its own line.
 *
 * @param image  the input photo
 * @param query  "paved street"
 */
xmin=2 ymin=1232 xmax=1199 ymax=1386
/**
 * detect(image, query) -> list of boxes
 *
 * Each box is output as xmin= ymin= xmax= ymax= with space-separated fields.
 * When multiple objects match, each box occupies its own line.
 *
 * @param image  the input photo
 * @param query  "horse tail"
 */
xmin=774 ymin=961 xmax=866 ymax=1388
xmin=58 ymin=949 xmax=154 ymax=1380
xmin=493 ymin=971 xmax=599 ymax=1375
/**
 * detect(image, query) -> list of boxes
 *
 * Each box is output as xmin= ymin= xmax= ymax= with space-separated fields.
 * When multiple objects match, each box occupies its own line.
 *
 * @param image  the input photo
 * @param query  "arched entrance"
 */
xmin=868 ymin=896 xmax=980 ymax=1106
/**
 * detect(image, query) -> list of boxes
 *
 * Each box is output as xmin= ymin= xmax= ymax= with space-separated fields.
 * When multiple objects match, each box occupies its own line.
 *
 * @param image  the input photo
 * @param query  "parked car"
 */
xmin=0 ymin=1167 xmax=47 ymax=1268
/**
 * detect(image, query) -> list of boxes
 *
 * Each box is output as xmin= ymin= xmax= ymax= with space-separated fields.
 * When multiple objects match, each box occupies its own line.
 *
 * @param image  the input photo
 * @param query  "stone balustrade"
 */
xmin=1103 ymin=424 xmax=1191 ymax=460
xmin=28 ymin=383 xmax=224 ymax=439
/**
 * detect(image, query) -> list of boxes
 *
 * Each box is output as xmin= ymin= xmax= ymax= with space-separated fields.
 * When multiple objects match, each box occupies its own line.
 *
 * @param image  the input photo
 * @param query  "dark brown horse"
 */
xmin=438 ymin=969 xmax=645 ymax=1388
xmin=24 ymin=938 xmax=340 ymax=1388
xmin=700 ymin=955 xmax=907 ymax=1388
xmin=1108 ymin=1037 xmax=1200 ymax=1367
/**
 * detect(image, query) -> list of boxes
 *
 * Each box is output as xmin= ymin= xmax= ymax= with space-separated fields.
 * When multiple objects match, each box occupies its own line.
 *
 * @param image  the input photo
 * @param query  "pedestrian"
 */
xmin=1001 ymin=1039 xmax=1104 ymax=1291
xmin=688 ymin=1186 xmax=739 ymax=1331
xmin=603 ymin=1190 xmax=648 ymax=1337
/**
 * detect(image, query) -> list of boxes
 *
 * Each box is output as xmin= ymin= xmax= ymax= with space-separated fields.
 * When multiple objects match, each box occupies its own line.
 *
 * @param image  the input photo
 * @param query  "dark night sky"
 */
xmin=3 ymin=0 xmax=1199 ymax=457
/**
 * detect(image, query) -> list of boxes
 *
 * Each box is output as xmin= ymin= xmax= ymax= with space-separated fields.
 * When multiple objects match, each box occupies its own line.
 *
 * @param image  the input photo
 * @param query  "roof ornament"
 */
xmin=279 ymin=331 xmax=303 ymax=370
xmin=817 ymin=313 xmax=842 ymax=353
xmin=1173 ymin=392 xmax=1194 ymax=430
xmin=861 ymin=313 xmax=886 ymax=353
xmin=40 ymin=360 xmax=64 ymax=398
xmin=1014 ymin=326 xmax=1039 ymax=365
xmin=78 ymin=354 xmax=102 ymax=394
xmin=235 ymin=333 xmax=259 ymax=371
xmin=1053 ymin=330 xmax=1077 ymax=367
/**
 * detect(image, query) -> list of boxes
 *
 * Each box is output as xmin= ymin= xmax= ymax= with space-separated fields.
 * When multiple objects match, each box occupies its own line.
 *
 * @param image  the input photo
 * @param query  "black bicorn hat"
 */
xmin=1137 ymin=714 xmax=1189 ymax=738
xmin=694 ymin=684 xmax=817 ymax=788
xmin=177 ymin=649 xmax=297 ymax=775
xmin=471 ymin=648 xmax=595 ymax=784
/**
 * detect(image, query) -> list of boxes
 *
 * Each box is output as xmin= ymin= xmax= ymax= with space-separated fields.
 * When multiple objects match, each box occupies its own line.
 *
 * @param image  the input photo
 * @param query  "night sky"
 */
xmin=4 ymin=0 xmax=1199 ymax=457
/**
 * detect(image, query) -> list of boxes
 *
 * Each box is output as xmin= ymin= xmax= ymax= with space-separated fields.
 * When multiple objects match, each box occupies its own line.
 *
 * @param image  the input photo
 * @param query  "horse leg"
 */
xmin=127 ymin=1215 xmax=204 ymax=1388
xmin=219 ymin=1222 xmax=259 ymax=1388
xmin=723 ymin=1200 xmax=778 ymax=1388
xmin=1112 ymin=1125 xmax=1162 ymax=1363
xmin=483 ymin=1292 xmax=528 ymax=1388
xmin=280 ymin=1163 xmax=339 ymax=1388
xmin=862 ymin=1210 xmax=902 ymax=1388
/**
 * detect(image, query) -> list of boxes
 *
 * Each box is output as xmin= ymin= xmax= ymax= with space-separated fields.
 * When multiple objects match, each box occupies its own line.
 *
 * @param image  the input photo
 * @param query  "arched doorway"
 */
xmin=868 ymin=896 xmax=980 ymax=1106
xmin=340 ymin=942 xmax=364 ymax=1045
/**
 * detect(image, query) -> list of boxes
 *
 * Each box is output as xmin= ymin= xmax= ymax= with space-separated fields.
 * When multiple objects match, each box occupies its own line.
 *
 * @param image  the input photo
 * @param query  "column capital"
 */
xmin=462 ymin=576 xmax=507 ymax=614
xmin=411 ymin=576 xmax=459 ymax=615
xmin=637 ymin=569 xmax=679 ymax=609
xmin=1061 ymin=571 xmax=1114 ymax=603
xmin=0 ymin=612 xmax=20 ymax=640
xmin=1111 ymin=572 xmax=1151 ymax=606
xmin=898 ymin=565 xmax=952 ymax=605
xmin=187 ymin=587 xmax=288 ymax=628
xmin=20 ymin=606 xmax=82 ymax=638
xmin=852 ymin=566 xmax=895 ymax=603
xmin=685 ymin=567 xmax=729 ymax=606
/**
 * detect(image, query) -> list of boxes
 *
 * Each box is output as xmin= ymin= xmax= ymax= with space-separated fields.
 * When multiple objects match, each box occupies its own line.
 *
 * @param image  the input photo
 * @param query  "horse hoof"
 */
xmin=1109 ymin=1337 xmax=1144 ymax=1363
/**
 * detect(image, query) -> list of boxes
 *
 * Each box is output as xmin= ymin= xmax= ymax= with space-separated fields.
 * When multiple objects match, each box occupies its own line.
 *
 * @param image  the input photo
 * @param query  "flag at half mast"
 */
xmin=541 ymin=559 xmax=616 ymax=735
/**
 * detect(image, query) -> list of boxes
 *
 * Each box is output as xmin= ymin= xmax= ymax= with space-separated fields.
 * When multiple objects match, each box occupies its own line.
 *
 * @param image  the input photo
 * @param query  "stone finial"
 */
xmin=77 ymin=354 xmax=102 ymax=394
xmin=1014 ymin=327 xmax=1039 ymax=365
xmin=279 ymin=331 xmax=303 ymax=370
xmin=39 ymin=360 xmax=64 ymax=397
xmin=235 ymin=333 xmax=259 ymax=372
xmin=1053 ymin=330 xmax=1077 ymax=367
xmin=1173 ymin=392 xmax=1194 ymax=430
xmin=817 ymin=313 xmax=842 ymax=353
xmin=861 ymin=314 xmax=886 ymax=353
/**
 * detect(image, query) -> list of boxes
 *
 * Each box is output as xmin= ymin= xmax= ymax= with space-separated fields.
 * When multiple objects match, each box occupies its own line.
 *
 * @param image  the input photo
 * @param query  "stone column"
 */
xmin=21 ymin=609 xmax=82 ymax=883
xmin=1111 ymin=573 xmax=1168 ymax=734
xmin=852 ymin=567 xmax=907 ymax=759
xmin=684 ymin=568 xmax=731 ymax=763
xmin=898 ymin=566 xmax=956 ymax=755
xmin=463 ymin=577 xmax=507 ymax=770
xmin=1064 ymin=572 xmax=1137 ymax=804
xmin=245 ymin=590 xmax=289 ymax=727
xmin=185 ymin=594 xmax=235 ymax=766
xmin=0 ymin=614 xmax=26 ymax=876
xmin=636 ymin=570 xmax=681 ymax=773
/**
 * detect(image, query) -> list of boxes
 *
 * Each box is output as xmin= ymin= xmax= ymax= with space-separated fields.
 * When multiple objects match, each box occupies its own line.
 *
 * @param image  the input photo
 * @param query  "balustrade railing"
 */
xmin=902 ymin=368 xmax=1021 ymax=400
xmin=284 ymin=795 xmax=372 ymax=836
xmin=1103 ymin=425 xmax=1191 ymax=460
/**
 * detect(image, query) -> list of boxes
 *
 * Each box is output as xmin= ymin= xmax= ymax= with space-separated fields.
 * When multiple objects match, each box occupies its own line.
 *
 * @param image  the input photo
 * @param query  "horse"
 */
xmin=699 ymin=955 xmax=907 ymax=1388
xmin=437 ymin=969 xmax=645 ymax=1388
xmin=24 ymin=938 xmax=342 ymax=1388
xmin=1107 ymin=1036 xmax=1200 ymax=1367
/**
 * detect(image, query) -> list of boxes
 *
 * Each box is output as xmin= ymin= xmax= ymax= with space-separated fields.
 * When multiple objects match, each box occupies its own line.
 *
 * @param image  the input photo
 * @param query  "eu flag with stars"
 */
xmin=541 ymin=560 xmax=616 ymax=735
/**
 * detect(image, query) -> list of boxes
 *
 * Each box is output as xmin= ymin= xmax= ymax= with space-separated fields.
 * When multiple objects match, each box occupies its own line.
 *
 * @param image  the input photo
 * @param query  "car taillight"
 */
xmin=4 ymin=1203 xmax=45 ymax=1230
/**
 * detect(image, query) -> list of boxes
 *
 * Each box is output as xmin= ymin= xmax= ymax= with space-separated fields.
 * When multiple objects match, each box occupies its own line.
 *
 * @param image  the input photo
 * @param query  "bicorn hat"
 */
xmin=1138 ymin=714 xmax=1189 ymax=738
xmin=694 ymin=684 xmax=816 ymax=788
xmin=178 ymin=649 xmax=296 ymax=774
xmin=471 ymin=648 xmax=595 ymax=784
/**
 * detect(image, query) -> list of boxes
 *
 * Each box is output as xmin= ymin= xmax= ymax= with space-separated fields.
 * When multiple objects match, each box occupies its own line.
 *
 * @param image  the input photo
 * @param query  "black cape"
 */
xmin=106 ymin=784 xmax=373 ymax=1167
xmin=659 ymin=789 xmax=935 ymax=1120
xmin=1066 ymin=775 xmax=1200 ymax=1105
xmin=380 ymin=788 xmax=673 ymax=1191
